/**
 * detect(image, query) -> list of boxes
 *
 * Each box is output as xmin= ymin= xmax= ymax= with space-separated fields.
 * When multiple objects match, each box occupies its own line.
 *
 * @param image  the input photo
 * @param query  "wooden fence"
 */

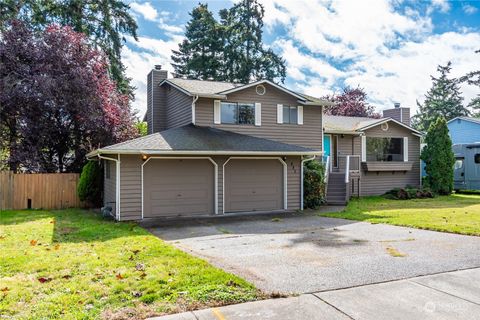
xmin=0 ymin=171 xmax=83 ymax=210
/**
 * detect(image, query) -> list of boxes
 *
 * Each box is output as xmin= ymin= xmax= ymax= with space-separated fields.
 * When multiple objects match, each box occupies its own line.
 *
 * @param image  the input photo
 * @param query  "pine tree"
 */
xmin=219 ymin=0 xmax=286 ymax=83
xmin=412 ymin=62 xmax=469 ymax=131
xmin=461 ymin=49 xmax=480 ymax=117
xmin=171 ymin=4 xmax=222 ymax=80
xmin=421 ymin=117 xmax=455 ymax=195
xmin=172 ymin=1 xmax=286 ymax=83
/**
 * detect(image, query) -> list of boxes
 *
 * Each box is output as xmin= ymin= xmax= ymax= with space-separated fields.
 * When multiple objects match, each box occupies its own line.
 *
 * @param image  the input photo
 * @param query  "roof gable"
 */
xmin=158 ymin=78 xmax=331 ymax=106
xmin=323 ymin=115 xmax=423 ymax=136
xmin=447 ymin=116 xmax=480 ymax=126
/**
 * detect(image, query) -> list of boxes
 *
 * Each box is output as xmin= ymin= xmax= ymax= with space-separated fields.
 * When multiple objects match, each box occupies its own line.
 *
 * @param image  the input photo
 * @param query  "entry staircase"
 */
xmin=324 ymin=155 xmax=361 ymax=205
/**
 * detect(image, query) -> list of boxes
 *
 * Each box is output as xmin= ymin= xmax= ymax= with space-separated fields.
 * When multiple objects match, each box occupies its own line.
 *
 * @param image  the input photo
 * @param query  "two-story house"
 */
xmin=87 ymin=65 xmax=422 ymax=221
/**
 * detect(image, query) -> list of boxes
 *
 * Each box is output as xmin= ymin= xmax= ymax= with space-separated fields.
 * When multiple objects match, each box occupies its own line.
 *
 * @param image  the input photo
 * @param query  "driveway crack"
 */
xmin=409 ymin=280 xmax=480 ymax=306
xmin=311 ymin=293 xmax=357 ymax=319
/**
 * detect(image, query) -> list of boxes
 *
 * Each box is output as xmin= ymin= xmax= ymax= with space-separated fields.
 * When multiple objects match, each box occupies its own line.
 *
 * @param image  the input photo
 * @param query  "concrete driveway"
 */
xmin=144 ymin=211 xmax=480 ymax=294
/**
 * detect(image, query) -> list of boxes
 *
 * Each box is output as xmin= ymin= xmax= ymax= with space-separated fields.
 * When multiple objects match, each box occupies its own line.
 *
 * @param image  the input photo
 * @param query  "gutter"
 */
xmin=191 ymin=95 xmax=199 ymax=124
xmin=89 ymin=149 xmax=323 ymax=156
xmin=300 ymin=154 xmax=317 ymax=210
xmin=97 ymin=154 xmax=121 ymax=221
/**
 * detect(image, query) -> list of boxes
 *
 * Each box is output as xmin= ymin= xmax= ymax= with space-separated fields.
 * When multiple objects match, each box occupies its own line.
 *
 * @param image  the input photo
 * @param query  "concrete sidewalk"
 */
xmin=151 ymin=267 xmax=480 ymax=320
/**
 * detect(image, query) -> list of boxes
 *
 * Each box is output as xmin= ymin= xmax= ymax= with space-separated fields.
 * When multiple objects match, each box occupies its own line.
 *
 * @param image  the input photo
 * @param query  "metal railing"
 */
xmin=323 ymin=155 xmax=330 ymax=184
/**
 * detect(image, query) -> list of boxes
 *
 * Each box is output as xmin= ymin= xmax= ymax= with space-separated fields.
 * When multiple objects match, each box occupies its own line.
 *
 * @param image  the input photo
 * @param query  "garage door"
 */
xmin=224 ymin=159 xmax=284 ymax=213
xmin=143 ymin=159 xmax=215 ymax=218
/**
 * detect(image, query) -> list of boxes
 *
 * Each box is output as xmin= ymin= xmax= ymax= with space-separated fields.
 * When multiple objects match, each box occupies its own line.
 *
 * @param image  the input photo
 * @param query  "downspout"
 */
xmin=192 ymin=95 xmax=199 ymax=125
xmin=300 ymin=155 xmax=317 ymax=210
xmin=98 ymin=154 xmax=121 ymax=221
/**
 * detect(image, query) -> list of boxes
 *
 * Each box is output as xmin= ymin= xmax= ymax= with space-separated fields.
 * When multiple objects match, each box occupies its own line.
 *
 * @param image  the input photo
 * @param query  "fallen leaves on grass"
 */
xmin=30 ymin=239 xmax=38 ymax=246
xmin=1 ymin=287 xmax=9 ymax=292
xmin=115 ymin=273 xmax=124 ymax=280
xmin=38 ymin=277 xmax=52 ymax=283
xmin=54 ymin=244 xmax=60 ymax=250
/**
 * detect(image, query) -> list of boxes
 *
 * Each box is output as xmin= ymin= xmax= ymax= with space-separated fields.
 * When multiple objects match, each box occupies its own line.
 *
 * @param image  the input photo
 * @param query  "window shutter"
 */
xmin=297 ymin=106 xmax=304 ymax=125
xmin=277 ymin=104 xmax=283 ymax=124
xmin=403 ymin=137 xmax=409 ymax=162
xmin=255 ymin=103 xmax=261 ymax=126
xmin=214 ymin=100 xmax=221 ymax=124
xmin=361 ymin=136 xmax=366 ymax=162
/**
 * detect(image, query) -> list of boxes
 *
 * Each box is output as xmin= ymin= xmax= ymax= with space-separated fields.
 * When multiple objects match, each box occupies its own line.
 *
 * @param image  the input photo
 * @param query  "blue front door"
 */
xmin=324 ymin=135 xmax=331 ymax=162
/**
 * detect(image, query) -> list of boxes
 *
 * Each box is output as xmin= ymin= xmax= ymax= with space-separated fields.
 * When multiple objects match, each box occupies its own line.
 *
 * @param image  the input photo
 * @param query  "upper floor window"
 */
xmin=283 ymin=106 xmax=298 ymax=124
xmin=221 ymin=102 xmax=255 ymax=125
xmin=366 ymin=137 xmax=404 ymax=161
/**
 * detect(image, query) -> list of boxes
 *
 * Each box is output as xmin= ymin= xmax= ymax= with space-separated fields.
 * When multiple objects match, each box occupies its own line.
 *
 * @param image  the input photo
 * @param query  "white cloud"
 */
xmin=261 ymin=0 xmax=478 ymax=115
xmin=428 ymin=0 xmax=451 ymax=14
xmin=122 ymin=35 xmax=182 ymax=116
xmin=463 ymin=4 xmax=478 ymax=15
xmin=130 ymin=2 xmax=158 ymax=21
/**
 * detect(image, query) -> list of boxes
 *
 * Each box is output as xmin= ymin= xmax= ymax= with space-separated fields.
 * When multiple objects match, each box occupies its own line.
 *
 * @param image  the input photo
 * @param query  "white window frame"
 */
xmin=219 ymin=101 xmax=256 ymax=125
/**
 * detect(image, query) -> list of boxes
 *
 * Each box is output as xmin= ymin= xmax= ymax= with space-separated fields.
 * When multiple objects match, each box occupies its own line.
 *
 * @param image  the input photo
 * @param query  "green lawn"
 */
xmin=0 ymin=210 xmax=261 ymax=319
xmin=321 ymin=194 xmax=480 ymax=236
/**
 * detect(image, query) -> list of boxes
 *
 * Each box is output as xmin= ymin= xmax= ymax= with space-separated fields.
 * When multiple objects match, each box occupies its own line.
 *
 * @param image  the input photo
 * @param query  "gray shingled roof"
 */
xmin=163 ymin=78 xmax=331 ymax=105
xmin=167 ymin=78 xmax=243 ymax=95
xmin=324 ymin=115 xmax=383 ymax=133
xmin=93 ymin=125 xmax=320 ymax=155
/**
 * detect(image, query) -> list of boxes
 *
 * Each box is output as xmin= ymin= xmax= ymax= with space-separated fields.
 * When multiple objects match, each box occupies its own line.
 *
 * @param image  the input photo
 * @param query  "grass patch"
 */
xmin=0 ymin=209 xmax=261 ymax=319
xmin=216 ymin=227 xmax=231 ymax=234
xmin=320 ymin=194 xmax=480 ymax=236
xmin=385 ymin=246 xmax=407 ymax=257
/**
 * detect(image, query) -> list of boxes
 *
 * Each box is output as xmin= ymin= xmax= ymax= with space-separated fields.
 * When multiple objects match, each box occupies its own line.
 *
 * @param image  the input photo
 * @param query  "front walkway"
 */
xmin=152 ymin=268 xmax=480 ymax=320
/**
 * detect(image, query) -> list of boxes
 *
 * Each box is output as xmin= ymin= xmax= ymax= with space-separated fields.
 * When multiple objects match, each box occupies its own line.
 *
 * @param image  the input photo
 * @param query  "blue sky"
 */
xmin=122 ymin=0 xmax=480 ymax=117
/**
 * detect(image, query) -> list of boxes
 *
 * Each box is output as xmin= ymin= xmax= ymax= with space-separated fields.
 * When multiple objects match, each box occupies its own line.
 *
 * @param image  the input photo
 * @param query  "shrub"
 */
xmin=385 ymin=187 xmax=434 ymax=200
xmin=421 ymin=117 xmax=455 ymax=195
xmin=303 ymin=160 xmax=326 ymax=209
xmin=77 ymin=161 xmax=103 ymax=207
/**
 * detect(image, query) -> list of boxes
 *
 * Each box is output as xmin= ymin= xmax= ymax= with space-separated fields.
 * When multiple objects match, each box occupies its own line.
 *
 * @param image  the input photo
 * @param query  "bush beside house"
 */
xmin=303 ymin=160 xmax=326 ymax=209
xmin=77 ymin=161 xmax=103 ymax=207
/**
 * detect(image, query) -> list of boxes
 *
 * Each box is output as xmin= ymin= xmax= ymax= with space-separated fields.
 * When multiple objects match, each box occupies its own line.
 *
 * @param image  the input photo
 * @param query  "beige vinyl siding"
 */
xmin=286 ymin=156 xmax=301 ymax=210
xmin=165 ymin=85 xmax=192 ymax=129
xmin=195 ymin=84 xmax=323 ymax=150
xmin=119 ymin=154 xmax=142 ymax=220
xmin=103 ymin=158 xmax=117 ymax=213
xmin=353 ymin=122 xmax=421 ymax=196
xmin=116 ymin=154 xmax=302 ymax=220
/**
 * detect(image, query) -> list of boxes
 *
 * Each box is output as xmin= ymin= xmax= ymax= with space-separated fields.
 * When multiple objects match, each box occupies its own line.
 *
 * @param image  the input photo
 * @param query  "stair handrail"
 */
xmin=324 ymin=155 xmax=330 ymax=184
xmin=345 ymin=155 xmax=350 ymax=183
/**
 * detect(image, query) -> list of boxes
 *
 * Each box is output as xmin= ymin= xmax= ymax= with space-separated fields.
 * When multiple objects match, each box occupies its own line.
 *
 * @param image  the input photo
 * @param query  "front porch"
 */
xmin=324 ymin=154 xmax=361 ymax=205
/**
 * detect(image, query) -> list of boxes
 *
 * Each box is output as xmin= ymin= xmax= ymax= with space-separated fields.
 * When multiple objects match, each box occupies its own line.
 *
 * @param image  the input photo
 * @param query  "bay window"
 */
xmin=366 ymin=137 xmax=404 ymax=161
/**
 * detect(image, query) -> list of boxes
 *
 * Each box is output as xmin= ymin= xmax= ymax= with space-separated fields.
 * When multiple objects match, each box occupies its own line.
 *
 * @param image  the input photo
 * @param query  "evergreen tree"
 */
xmin=172 ymin=0 xmax=286 ymax=83
xmin=219 ymin=0 xmax=286 ymax=83
xmin=421 ymin=117 xmax=455 ymax=195
xmin=461 ymin=49 xmax=480 ymax=117
xmin=412 ymin=62 xmax=469 ymax=131
xmin=171 ymin=4 xmax=222 ymax=80
xmin=0 ymin=0 xmax=138 ymax=95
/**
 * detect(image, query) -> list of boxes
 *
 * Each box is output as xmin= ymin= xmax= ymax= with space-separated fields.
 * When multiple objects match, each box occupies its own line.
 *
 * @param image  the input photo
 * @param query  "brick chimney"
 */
xmin=383 ymin=103 xmax=411 ymax=126
xmin=146 ymin=65 xmax=168 ymax=134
